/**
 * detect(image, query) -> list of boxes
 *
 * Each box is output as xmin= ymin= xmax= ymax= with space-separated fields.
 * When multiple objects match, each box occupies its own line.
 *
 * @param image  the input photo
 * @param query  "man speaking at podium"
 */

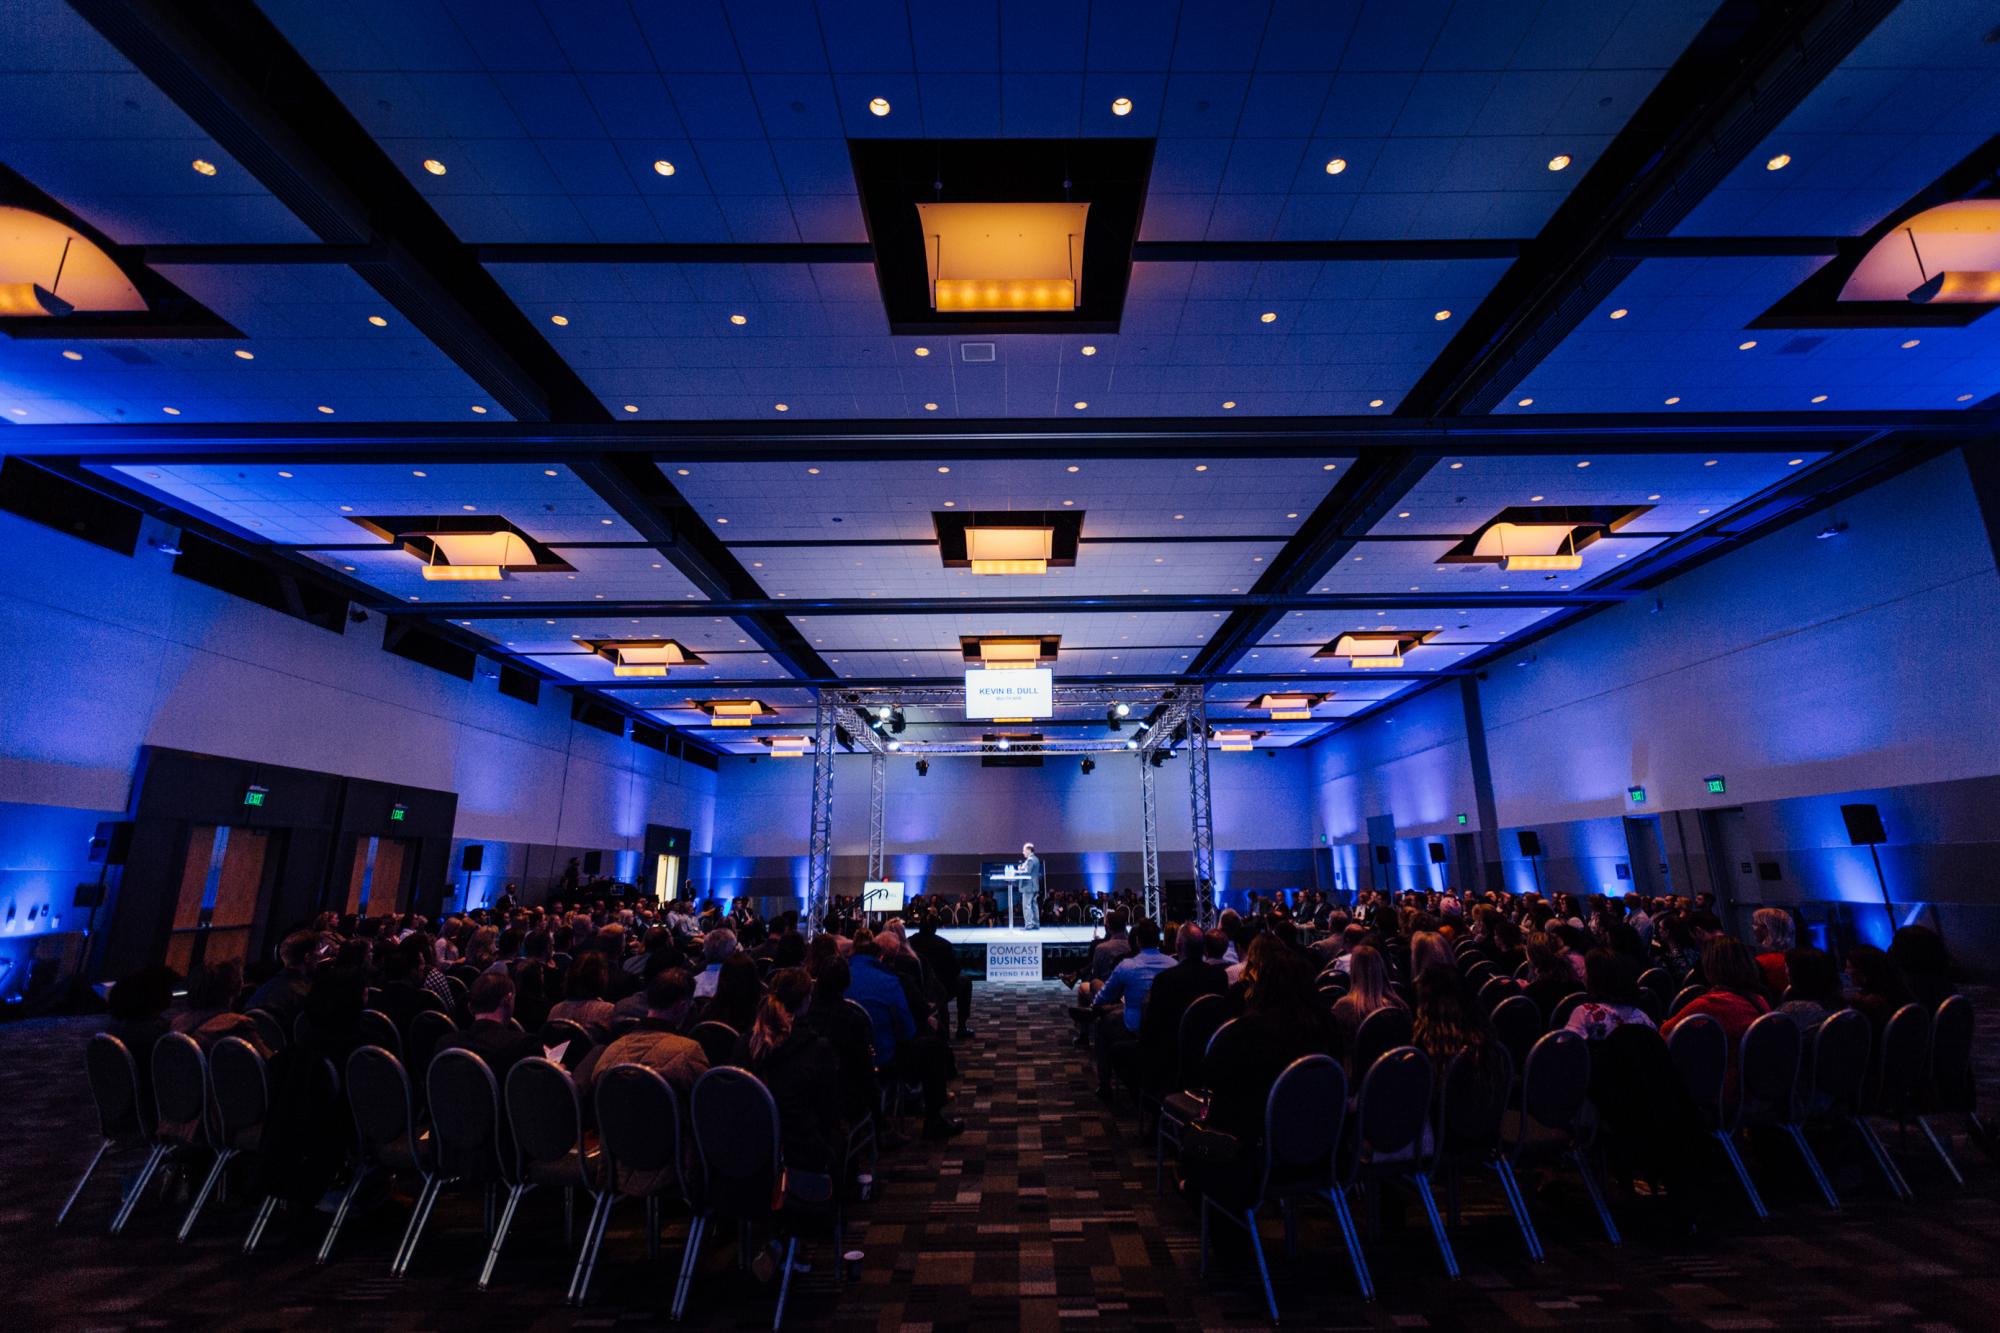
xmin=1013 ymin=842 xmax=1041 ymax=931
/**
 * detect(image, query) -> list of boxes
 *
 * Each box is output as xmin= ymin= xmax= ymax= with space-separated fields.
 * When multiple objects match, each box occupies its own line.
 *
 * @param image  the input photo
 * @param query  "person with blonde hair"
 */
xmin=1751 ymin=907 xmax=1795 ymax=994
xmin=1330 ymin=944 xmax=1405 ymax=1061
xmin=1409 ymin=929 xmax=1454 ymax=979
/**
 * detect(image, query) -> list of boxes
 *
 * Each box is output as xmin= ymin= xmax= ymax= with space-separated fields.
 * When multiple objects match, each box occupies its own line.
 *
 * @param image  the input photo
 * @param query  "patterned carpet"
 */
xmin=3 ymin=982 xmax=1999 ymax=1330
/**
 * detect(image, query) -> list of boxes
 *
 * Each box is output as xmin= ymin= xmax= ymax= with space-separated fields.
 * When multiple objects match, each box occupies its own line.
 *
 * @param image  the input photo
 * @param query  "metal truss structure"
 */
xmin=866 ymin=749 xmax=887 ymax=884
xmin=802 ymin=691 xmax=837 ymax=939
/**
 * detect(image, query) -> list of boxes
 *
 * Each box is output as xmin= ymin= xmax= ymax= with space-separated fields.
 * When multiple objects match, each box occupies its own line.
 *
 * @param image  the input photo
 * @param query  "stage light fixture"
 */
xmin=916 ymin=759 xmax=929 ymax=776
xmin=874 ymin=705 xmax=893 ymax=719
xmin=1124 ymin=738 xmax=1138 ymax=750
xmin=1105 ymin=704 xmax=1124 ymax=731
xmin=1081 ymin=758 xmax=1095 ymax=774
xmin=887 ymin=740 xmax=902 ymax=751
xmin=890 ymin=709 xmax=906 ymax=734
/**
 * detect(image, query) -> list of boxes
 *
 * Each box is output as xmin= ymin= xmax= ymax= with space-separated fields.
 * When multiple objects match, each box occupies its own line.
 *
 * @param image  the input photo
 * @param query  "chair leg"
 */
xmin=564 ymin=1186 xmax=575 ymax=1248
xmin=243 ymin=1195 xmax=279 ymax=1254
xmin=1785 ymin=1125 xmax=1841 ymax=1208
xmin=1411 ymin=1175 xmax=1460 ymax=1279
xmin=484 ymin=1183 xmax=497 ymax=1238
xmin=394 ymin=1175 xmax=444 ymax=1277
xmin=1853 ymin=1117 xmax=1912 ymax=1201
xmin=110 ymin=1144 xmax=168 ymax=1236
xmin=179 ymin=1147 xmax=235 ymax=1243
xmin=57 ymin=1138 xmax=112 ymax=1230
xmin=1570 ymin=1147 xmax=1621 ymax=1245
xmin=1245 ymin=1209 xmax=1280 ymax=1325
xmin=772 ymin=1235 xmax=800 ymax=1330
xmin=1327 ymin=1186 xmax=1374 ymax=1302
xmin=647 ymin=1196 xmax=661 ymax=1261
xmin=568 ymin=1192 xmax=614 ymax=1307
xmin=1198 ymin=1197 xmax=1210 ymax=1279
xmin=672 ymin=1214 xmax=707 ymax=1321
xmin=1917 ymin=1115 xmax=1967 ymax=1186
xmin=1714 ymin=1130 xmax=1769 ymax=1219
xmin=1281 ymin=1198 xmax=1298 ymax=1260
xmin=478 ymin=1183 xmax=528 ymax=1291
xmin=316 ymin=1169 xmax=368 ymax=1265
xmin=1493 ymin=1158 xmax=1543 ymax=1263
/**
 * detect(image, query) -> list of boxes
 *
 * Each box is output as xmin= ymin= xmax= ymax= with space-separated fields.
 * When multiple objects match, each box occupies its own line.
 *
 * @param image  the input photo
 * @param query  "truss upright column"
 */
xmin=1185 ymin=687 xmax=1217 ymax=928
xmin=1139 ymin=754 xmax=1161 ymax=927
xmin=866 ymin=748 xmax=887 ymax=884
xmin=803 ymin=691 xmax=837 ymax=939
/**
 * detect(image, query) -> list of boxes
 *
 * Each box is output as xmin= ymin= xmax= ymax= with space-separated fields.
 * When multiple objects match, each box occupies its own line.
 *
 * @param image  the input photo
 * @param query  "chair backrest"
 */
xmin=1351 ymin=1004 xmax=1413 ymax=1078
xmin=1876 ymin=1002 xmax=1930 ymax=1114
xmin=357 ymin=1009 xmax=402 ymax=1057
xmin=1665 ymin=1011 xmax=1727 ymax=1124
xmin=1519 ymin=1029 xmax=1590 ymax=1133
xmin=345 ymin=1045 xmax=418 ymax=1162
xmin=428 ymin=1048 xmax=504 ymax=1182
xmin=1668 ymin=984 xmax=1706 ymax=1018
xmin=1635 ymin=988 xmax=1666 ymax=1025
xmin=1175 ymin=992 xmax=1228 ymax=1088
xmin=1736 ymin=1010 xmax=1802 ymax=1126
xmin=151 ymin=1032 xmax=209 ymax=1144
xmin=1353 ymin=1045 xmax=1433 ymax=1163
xmin=445 ymin=974 xmax=468 ymax=1005
xmin=1476 ymin=974 xmax=1519 ymax=1015
xmin=1489 ymin=995 xmax=1542 ymax=1080
xmin=1436 ymin=1043 xmax=1513 ymax=1163
xmin=407 ymin=1009 xmax=457 ymax=1079
xmin=1809 ymin=1007 xmax=1872 ymax=1114
xmin=1463 ymin=959 xmax=1496 ymax=988
xmin=609 ymin=1015 xmax=642 ymax=1039
xmin=596 ymin=1062 xmax=683 ymax=1192
xmin=1255 ymin=1054 xmax=1345 ymax=1202
xmin=245 ymin=1007 xmax=287 ymax=1052
xmin=1637 ymin=968 xmax=1672 ymax=1000
xmin=690 ymin=1020 xmax=740 ymax=1069
xmin=208 ymin=1035 xmax=270 ymax=1148
xmin=689 ymin=1065 xmax=781 ymax=1221
xmin=84 ymin=1032 xmax=148 ymax=1140
xmin=1546 ymin=991 xmax=1591 ymax=1031
xmin=1930 ymin=994 xmax=1975 ymax=1110
xmin=504 ymin=1056 xmax=590 ymax=1185
xmin=1317 ymin=969 xmax=1351 ymax=995
xmin=538 ymin=1018 xmax=593 ymax=1064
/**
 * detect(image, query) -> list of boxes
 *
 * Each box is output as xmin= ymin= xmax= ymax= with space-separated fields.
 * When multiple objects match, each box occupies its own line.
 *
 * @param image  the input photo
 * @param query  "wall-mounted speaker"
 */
xmin=88 ymin=821 xmax=133 ymax=865
xmin=1427 ymin=844 xmax=1448 ymax=864
xmin=582 ymin=849 xmax=603 ymax=876
xmin=461 ymin=844 xmax=485 ymax=873
xmin=1517 ymin=830 xmax=1543 ymax=858
xmin=1840 ymin=803 xmax=1886 ymax=846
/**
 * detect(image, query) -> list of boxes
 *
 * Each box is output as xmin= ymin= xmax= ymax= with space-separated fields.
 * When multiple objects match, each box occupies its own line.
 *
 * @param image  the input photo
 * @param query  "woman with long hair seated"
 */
xmin=740 ymin=968 xmax=841 ymax=1174
xmin=1329 ymin=943 xmax=1404 ymax=1065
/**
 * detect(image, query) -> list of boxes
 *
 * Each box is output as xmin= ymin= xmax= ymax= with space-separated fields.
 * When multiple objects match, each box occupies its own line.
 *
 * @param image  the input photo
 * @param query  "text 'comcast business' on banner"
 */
xmin=986 ymin=942 xmax=1044 ymax=981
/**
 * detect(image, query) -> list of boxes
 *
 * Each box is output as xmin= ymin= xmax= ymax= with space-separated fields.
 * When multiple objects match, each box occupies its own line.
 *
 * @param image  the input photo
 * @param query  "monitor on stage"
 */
xmin=862 ymin=880 xmax=906 ymax=912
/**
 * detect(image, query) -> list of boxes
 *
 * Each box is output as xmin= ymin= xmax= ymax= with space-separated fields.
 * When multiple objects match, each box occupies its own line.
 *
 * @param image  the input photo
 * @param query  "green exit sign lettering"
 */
xmin=390 ymin=803 xmax=408 ymax=822
xmin=243 ymin=784 xmax=268 ymax=808
xmin=1627 ymin=786 xmax=1647 ymax=804
xmin=1456 ymin=812 xmax=1469 ymax=825
xmin=1705 ymin=775 xmax=1727 ymax=794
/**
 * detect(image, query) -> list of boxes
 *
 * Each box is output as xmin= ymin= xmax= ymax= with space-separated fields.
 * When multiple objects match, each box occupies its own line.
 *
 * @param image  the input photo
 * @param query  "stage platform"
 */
xmin=933 ymin=925 xmax=1100 ymax=980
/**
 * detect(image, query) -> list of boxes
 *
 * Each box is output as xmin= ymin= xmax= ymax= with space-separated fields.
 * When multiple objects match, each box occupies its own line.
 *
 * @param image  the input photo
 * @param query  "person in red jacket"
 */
xmin=1750 ymin=908 xmax=1795 ymax=996
xmin=1663 ymin=938 xmax=1771 ymax=1101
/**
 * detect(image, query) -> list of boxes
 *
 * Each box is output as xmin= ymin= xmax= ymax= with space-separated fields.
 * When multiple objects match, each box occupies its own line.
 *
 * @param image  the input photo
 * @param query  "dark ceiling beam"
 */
xmin=1401 ymin=0 xmax=1899 ymax=419
xmin=28 ymin=409 xmax=1987 ymax=461
xmin=565 ymin=454 xmax=832 ymax=681
xmin=66 ymin=0 xmax=606 ymax=424
xmin=389 ymin=591 xmax=1626 ymax=619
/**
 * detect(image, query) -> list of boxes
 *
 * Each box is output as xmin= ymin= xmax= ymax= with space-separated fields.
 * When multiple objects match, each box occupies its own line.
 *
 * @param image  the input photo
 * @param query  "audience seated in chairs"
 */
xmin=547 ymin=953 xmax=617 ymax=1041
xmin=693 ymin=928 xmax=738 ymax=998
xmin=574 ymin=968 xmax=707 ymax=1101
xmin=702 ymin=951 xmax=764 ymax=1034
xmin=435 ymin=972 xmax=540 ymax=1083
xmin=1091 ymin=919 xmax=1172 ymax=1100
xmin=171 ymin=959 xmax=270 ymax=1054
xmin=848 ymin=932 xmax=962 ymax=1140
xmin=1329 ymin=944 xmax=1403 ymax=1065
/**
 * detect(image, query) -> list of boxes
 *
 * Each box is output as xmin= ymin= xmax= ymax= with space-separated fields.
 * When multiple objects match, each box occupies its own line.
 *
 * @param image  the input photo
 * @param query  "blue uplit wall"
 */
xmin=0 ymin=800 xmax=112 ymax=1001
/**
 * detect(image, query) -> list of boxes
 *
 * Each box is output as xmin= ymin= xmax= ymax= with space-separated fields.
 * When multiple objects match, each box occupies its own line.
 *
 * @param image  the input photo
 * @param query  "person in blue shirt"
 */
xmin=1091 ymin=919 xmax=1172 ymax=1099
xmin=847 ymin=932 xmax=963 ymax=1139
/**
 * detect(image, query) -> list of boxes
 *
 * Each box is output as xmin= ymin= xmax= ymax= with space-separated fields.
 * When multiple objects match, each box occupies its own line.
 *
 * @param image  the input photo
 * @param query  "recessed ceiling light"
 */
xmin=775 ymin=402 xmax=789 ymax=411
xmin=807 ymin=467 xmax=820 ymax=475
xmin=936 ymin=466 xmax=950 ymax=473
xmin=1958 ymin=393 xmax=1975 ymax=402
xmin=367 ymin=314 xmax=388 ymax=327
xmin=461 ymin=503 xmax=477 ymax=512
xmin=1434 ymin=309 xmax=1452 ymax=321
xmin=728 ymin=313 xmax=747 ymax=326
xmin=1788 ymin=458 xmax=1804 ymax=466
xmin=1073 ymin=400 xmax=1088 ymax=410
xmin=1698 ymin=507 xmax=1710 ymax=515
xmin=1516 ymin=397 xmax=1533 ymax=407
xmin=912 ymin=345 xmax=930 ymax=357
xmin=1222 ymin=400 xmax=1236 ymax=409
xmin=1703 ymin=459 xmax=1718 ymax=467
xmin=1575 ymin=460 xmax=1591 ymax=468
xmin=191 ymin=158 xmax=218 ymax=176
xmin=653 ymin=160 xmax=675 ymax=176
xmin=1664 ymin=395 xmax=1681 ymax=404
xmin=1260 ymin=311 xmax=1277 ymax=323
xmin=868 ymin=96 xmax=891 ymax=117
xmin=1286 ymin=512 xmax=1298 ymax=519
xmin=1062 ymin=499 xmax=1074 ymax=506
xmin=470 ymin=404 xmax=487 ymax=414
xmin=550 ymin=314 xmax=569 ymax=326
xmin=622 ymin=403 xmax=638 ymax=413
xmin=1765 ymin=153 xmax=1791 ymax=171
xmin=1547 ymin=153 xmax=1572 ymax=171
xmin=1738 ymin=339 xmax=1756 ymax=350
xmin=1900 ymin=338 xmax=1920 ymax=349
xmin=233 ymin=348 xmax=254 ymax=360
xmin=1647 ymin=493 xmax=1660 ymax=500
xmin=422 ymin=158 xmax=447 ymax=176
xmin=544 ymin=469 xmax=558 ymax=476
xmin=412 ymin=470 xmax=427 ymax=477
xmin=1111 ymin=97 xmax=1133 ymax=116
xmin=1527 ymin=495 xmax=1542 ymax=503
xmin=716 ymin=516 xmax=728 ymax=523
xmin=1399 ymin=509 xmax=1413 ymax=516
xmin=342 ymin=564 xmax=355 ymax=571
xmin=1325 ymin=157 xmax=1347 ymax=175
xmin=1609 ymin=308 xmax=1628 ymax=320
xmin=1066 ymin=465 xmax=1080 ymax=472
xmin=1449 ymin=461 xmax=1463 ymax=469
xmin=924 ymin=401 xmax=938 ymax=411
xmin=943 ymin=499 xmax=955 ymax=507
xmin=316 ymin=404 xmax=334 ymax=414
xmin=60 ymin=349 xmax=81 ymax=361
xmin=1810 ymin=394 xmax=1828 ymax=403
xmin=1321 ymin=463 xmax=1335 ymax=471
xmin=1369 ymin=398 xmax=1384 ymax=407
xmin=277 ymin=470 xmax=293 ymax=478
xmin=1194 ymin=464 xmax=1208 ymax=472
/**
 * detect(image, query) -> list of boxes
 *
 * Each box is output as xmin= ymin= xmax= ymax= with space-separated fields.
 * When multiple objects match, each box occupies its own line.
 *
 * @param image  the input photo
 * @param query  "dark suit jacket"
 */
xmin=1136 ymin=957 xmax=1229 ymax=1092
xmin=909 ymin=931 xmax=961 ymax=992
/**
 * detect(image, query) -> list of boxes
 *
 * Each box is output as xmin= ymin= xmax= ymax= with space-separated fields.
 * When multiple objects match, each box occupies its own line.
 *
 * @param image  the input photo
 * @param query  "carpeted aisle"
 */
xmin=3 ymin=982 xmax=2000 ymax=1329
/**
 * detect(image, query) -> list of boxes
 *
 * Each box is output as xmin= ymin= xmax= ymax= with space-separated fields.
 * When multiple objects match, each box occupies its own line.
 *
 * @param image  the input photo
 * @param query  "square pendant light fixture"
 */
xmin=1317 ymin=632 xmax=1435 ymax=669
xmin=763 ymin=735 xmax=810 ymax=758
xmin=918 ymin=201 xmax=1088 ymax=312
xmin=964 ymin=524 xmax=1055 ymax=575
xmin=936 ymin=508 xmax=1083 ymax=575
xmin=349 ymin=515 xmax=575 ymax=582
xmin=961 ymin=635 xmax=1060 ymax=670
xmin=587 ymin=639 xmax=703 ymax=678
xmin=1214 ymin=728 xmax=1260 ymax=752
xmin=1256 ymin=692 xmax=1326 ymax=721
xmin=1437 ymin=505 xmax=1649 ymax=573
xmin=697 ymin=699 xmax=771 ymax=727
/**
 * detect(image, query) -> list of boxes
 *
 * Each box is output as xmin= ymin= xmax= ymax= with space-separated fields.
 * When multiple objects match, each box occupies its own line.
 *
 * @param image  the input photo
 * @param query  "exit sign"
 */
xmin=1627 ymin=786 xmax=1647 ymax=804
xmin=243 ymin=784 xmax=268 ymax=808
xmin=1456 ymin=812 xmax=1469 ymax=825
xmin=1705 ymin=775 xmax=1727 ymax=794
xmin=390 ymin=803 xmax=408 ymax=822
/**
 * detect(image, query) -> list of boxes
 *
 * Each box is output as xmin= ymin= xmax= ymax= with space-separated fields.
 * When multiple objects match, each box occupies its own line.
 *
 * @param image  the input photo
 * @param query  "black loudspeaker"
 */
xmin=1517 ymin=830 xmax=1543 ymax=858
xmin=1840 ymin=803 xmax=1886 ymax=846
xmin=88 ymin=821 xmax=133 ymax=865
xmin=461 ymin=844 xmax=485 ymax=872
xmin=1427 ymin=844 xmax=1448 ymax=864
xmin=1373 ymin=846 xmax=1391 ymax=865
xmin=582 ymin=849 xmax=603 ymax=876
xmin=1164 ymin=880 xmax=1196 ymax=920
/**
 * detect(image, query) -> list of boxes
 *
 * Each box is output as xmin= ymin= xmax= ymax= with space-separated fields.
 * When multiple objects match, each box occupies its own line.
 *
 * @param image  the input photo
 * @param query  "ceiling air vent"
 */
xmin=960 ymin=343 xmax=996 ymax=362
